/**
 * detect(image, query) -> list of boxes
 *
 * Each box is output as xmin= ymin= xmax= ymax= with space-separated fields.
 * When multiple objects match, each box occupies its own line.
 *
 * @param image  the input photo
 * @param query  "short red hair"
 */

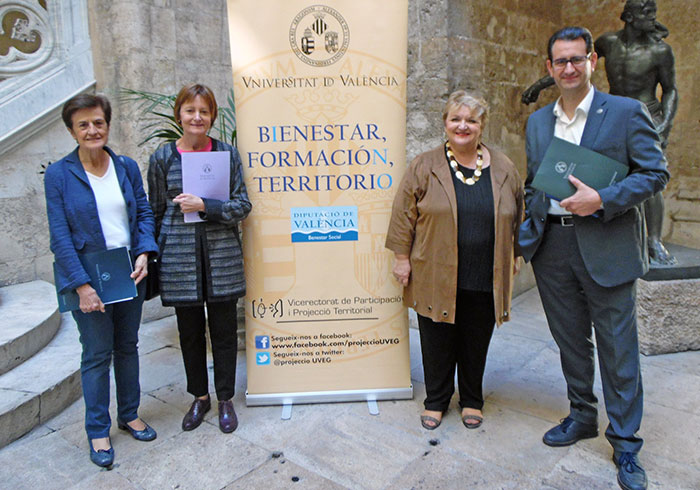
xmin=173 ymin=83 xmax=218 ymax=125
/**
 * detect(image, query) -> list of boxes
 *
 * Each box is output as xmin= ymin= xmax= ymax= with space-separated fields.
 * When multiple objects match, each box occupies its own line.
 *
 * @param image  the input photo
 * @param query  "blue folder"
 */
xmin=53 ymin=247 xmax=137 ymax=313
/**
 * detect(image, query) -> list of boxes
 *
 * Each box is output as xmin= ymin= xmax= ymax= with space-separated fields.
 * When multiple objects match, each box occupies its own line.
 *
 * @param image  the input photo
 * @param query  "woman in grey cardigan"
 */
xmin=148 ymin=84 xmax=251 ymax=433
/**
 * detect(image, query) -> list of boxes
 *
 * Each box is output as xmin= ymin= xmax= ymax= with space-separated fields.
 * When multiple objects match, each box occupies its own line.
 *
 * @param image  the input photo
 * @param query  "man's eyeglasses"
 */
xmin=551 ymin=52 xmax=592 ymax=69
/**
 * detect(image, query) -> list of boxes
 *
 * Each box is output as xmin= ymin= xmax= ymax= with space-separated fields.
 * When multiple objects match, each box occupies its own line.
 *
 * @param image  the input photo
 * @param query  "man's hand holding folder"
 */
xmin=560 ymin=175 xmax=603 ymax=216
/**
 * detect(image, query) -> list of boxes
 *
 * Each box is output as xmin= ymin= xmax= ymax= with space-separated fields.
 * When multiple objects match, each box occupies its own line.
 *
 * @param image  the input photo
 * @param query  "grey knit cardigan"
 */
xmin=147 ymin=139 xmax=251 ymax=306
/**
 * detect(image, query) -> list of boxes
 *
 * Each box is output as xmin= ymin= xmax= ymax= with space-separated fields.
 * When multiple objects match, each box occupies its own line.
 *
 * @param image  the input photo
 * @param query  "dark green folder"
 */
xmin=532 ymin=137 xmax=629 ymax=201
xmin=53 ymin=247 xmax=137 ymax=312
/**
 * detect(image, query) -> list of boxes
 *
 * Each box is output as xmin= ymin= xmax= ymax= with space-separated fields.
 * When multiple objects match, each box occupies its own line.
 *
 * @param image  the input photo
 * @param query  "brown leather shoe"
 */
xmin=182 ymin=396 xmax=211 ymax=431
xmin=218 ymin=399 xmax=238 ymax=433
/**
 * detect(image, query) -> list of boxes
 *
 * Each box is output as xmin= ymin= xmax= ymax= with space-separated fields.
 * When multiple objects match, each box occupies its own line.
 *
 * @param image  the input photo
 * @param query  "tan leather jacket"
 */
xmin=386 ymin=144 xmax=523 ymax=325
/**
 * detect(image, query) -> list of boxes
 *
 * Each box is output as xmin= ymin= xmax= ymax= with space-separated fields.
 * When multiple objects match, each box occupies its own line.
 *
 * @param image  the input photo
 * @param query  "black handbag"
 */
xmin=145 ymin=255 xmax=160 ymax=301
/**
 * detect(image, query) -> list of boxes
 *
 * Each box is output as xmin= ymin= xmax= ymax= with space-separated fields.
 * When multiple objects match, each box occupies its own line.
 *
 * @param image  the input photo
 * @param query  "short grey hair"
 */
xmin=442 ymin=90 xmax=489 ymax=126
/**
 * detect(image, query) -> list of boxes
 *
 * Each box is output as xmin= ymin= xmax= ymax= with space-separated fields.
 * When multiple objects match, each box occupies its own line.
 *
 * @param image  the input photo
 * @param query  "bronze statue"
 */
xmin=522 ymin=0 xmax=678 ymax=265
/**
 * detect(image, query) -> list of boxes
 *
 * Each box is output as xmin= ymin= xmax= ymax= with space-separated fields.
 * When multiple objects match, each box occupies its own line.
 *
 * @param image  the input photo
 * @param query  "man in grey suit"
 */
xmin=519 ymin=26 xmax=669 ymax=490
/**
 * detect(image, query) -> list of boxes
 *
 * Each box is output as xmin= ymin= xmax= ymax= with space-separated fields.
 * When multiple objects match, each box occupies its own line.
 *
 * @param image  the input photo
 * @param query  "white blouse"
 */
xmin=86 ymin=158 xmax=131 ymax=249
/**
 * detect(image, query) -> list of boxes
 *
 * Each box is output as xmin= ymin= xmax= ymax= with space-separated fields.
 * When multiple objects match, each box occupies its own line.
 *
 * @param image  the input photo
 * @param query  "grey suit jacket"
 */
xmin=518 ymin=88 xmax=669 ymax=287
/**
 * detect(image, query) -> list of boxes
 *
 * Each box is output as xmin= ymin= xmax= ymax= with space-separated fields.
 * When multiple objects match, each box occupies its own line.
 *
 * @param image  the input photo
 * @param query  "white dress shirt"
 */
xmin=548 ymin=85 xmax=595 ymax=215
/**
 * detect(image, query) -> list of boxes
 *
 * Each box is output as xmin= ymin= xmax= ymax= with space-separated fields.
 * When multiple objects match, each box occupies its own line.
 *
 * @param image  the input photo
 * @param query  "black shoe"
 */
xmin=117 ymin=418 xmax=157 ymax=441
xmin=543 ymin=416 xmax=598 ymax=447
xmin=613 ymin=452 xmax=648 ymax=490
xmin=218 ymin=399 xmax=238 ymax=433
xmin=182 ymin=396 xmax=211 ymax=431
xmin=89 ymin=439 xmax=114 ymax=468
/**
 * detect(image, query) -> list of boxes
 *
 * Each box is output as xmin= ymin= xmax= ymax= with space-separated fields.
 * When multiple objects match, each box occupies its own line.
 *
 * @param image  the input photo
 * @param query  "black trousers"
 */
xmin=418 ymin=289 xmax=495 ymax=412
xmin=175 ymin=299 xmax=238 ymax=401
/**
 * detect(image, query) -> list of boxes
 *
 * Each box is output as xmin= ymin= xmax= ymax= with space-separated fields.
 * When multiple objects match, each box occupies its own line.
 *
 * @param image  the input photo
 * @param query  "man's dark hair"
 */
xmin=547 ymin=26 xmax=594 ymax=60
xmin=61 ymin=94 xmax=112 ymax=129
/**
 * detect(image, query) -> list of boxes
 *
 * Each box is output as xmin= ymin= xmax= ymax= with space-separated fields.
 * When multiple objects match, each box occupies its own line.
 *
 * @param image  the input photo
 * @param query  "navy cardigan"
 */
xmin=44 ymin=146 xmax=158 ymax=294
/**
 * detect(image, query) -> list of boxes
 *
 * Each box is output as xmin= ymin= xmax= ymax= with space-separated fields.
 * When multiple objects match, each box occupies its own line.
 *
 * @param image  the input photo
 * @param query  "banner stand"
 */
xmin=246 ymin=385 xmax=413 ymax=407
xmin=228 ymin=0 xmax=412 ymax=406
xmin=277 ymin=397 xmax=383 ymax=420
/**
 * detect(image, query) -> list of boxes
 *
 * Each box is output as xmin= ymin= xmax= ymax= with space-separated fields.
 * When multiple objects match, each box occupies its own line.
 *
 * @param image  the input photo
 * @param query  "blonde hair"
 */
xmin=442 ymin=90 xmax=489 ymax=126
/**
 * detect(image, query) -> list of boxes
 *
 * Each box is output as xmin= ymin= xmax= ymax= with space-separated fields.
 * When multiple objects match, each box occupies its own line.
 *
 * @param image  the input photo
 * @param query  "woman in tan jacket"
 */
xmin=386 ymin=90 xmax=523 ymax=430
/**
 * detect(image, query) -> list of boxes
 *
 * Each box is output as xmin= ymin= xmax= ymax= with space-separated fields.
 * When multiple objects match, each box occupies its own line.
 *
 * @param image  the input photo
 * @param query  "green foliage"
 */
xmin=119 ymin=87 xmax=237 ymax=146
xmin=217 ymin=90 xmax=237 ymax=146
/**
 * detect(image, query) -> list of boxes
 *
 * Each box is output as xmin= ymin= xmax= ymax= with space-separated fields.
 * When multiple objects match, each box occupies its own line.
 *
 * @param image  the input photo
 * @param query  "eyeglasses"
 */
xmin=551 ymin=52 xmax=592 ymax=69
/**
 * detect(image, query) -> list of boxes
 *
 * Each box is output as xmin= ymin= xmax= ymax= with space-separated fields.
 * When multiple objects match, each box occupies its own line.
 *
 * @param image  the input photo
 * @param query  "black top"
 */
xmin=449 ymin=162 xmax=495 ymax=292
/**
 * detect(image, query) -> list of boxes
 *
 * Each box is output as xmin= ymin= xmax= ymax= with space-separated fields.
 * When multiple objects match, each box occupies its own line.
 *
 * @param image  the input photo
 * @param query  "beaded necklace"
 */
xmin=445 ymin=141 xmax=483 ymax=185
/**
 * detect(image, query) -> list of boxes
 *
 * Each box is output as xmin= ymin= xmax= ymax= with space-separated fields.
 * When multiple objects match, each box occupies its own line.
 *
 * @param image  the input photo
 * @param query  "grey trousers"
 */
xmin=532 ymin=222 xmax=644 ymax=455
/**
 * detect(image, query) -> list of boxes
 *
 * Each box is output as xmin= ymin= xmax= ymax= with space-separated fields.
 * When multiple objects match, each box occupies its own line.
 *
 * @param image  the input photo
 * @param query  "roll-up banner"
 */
xmin=226 ymin=0 xmax=411 ymax=406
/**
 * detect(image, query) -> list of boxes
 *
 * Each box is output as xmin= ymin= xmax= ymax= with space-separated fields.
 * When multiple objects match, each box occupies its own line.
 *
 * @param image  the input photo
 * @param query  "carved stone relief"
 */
xmin=0 ymin=1 xmax=53 ymax=77
xmin=0 ymin=0 xmax=94 ymax=154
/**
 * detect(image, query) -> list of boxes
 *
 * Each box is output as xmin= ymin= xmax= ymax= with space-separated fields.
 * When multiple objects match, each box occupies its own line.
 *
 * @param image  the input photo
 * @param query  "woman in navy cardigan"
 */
xmin=44 ymin=94 xmax=158 ymax=468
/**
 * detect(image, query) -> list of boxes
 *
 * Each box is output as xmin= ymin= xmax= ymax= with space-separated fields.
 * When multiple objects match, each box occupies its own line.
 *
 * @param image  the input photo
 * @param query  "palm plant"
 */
xmin=119 ymin=87 xmax=237 ymax=146
xmin=216 ymin=89 xmax=237 ymax=145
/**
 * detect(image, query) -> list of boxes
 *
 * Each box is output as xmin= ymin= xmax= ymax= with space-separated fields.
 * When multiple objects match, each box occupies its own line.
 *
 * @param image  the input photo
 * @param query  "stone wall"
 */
xmin=0 ymin=119 xmax=72 ymax=285
xmin=653 ymin=0 xmax=700 ymax=248
xmin=563 ymin=0 xmax=700 ymax=248
xmin=1 ymin=0 xmax=698 ymax=287
xmin=87 ymin=0 xmax=234 ymax=169
xmin=407 ymin=0 xmax=563 ymax=166
xmin=407 ymin=0 xmax=565 ymax=293
xmin=0 ymin=0 xmax=235 ymax=287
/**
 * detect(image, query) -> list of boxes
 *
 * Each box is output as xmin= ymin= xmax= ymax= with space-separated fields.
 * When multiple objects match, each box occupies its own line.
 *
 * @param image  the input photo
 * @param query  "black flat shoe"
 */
xmin=117 ymin=418 xmax=157 ymax=441
xmin=614 ymin=452 xmax=648 ymax=490
xmin=182 ymin=396 xmax=211 ymax=431
xmin=89 ymin=439 xmax=114 ymax=468
xmin=218 ymin=399 xmax=238 ymax=433
xmin=543 ymin=416 xmax=598 ymax=447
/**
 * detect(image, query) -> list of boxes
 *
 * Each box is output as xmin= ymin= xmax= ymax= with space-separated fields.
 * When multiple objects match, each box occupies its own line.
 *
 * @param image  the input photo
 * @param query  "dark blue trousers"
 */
xmin=72 ymin=282 xmax=145 ymax=439
xmin=532 ymin=222 xmax=644 ymax=455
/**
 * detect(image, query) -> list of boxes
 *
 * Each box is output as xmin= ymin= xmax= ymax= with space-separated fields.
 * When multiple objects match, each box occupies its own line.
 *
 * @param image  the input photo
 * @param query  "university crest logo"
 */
xmin=289 ymin=5 xmax=349 ymax=67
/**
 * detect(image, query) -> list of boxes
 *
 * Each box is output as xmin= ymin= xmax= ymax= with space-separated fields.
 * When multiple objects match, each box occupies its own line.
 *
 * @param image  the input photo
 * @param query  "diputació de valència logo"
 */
xmin=290 ymin=206 xmax=358 ymax=242
xmin=289 ymin=5 xmax=349 ymax=67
